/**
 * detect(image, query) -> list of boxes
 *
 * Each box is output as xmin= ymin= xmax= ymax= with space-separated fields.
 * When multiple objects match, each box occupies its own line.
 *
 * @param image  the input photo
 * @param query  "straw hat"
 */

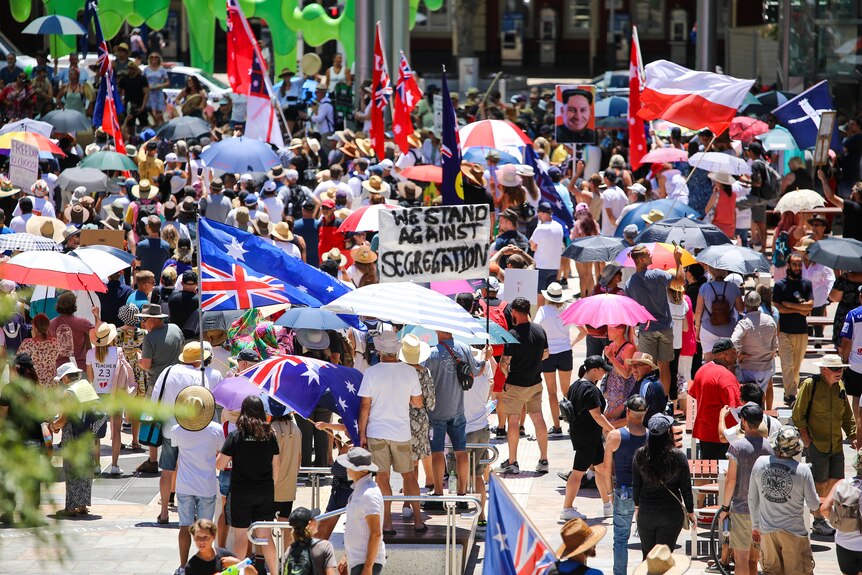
xmin=461 ymin=162 xmax=486 ymax=187
xmin=322 ymin=247 xmax=347 ymax=267
xmin=287 ymin=138 xmax=303 ymax=150
xmin=626 ymin=351 xmax=658 ymax=371
xmin=234 ymin=207 xmax=250 ymax=229
xmin=541 ymin=282 xmax=565 ymax=302
xmin=633 ymin=544 xmax=691 ymax=575
xmin=516 ymin=164 xmax=535 ymax=178
xmin=178 ymin=341 xmax=212 ymax=364
xmin=26 ymin=216 xmax=65 ymax=242
xmin=131 ymin=179 xmax=158 ymax=200
xmin=175 ymin=386 xmax=216 ymax=432
xmin=708 ymin=172 xmax=736 ymax=186
xmin=251 ymin=212 xmax=272 ymax=236
xmin=296 ymin=328 xmax=331 ymax=350
xmin=793 ymin=236 xmax=816 ymax=253
xmin=352 ymin=243 xmax=378 ymax=264
xmin=0 ymin=179 xmax=20 ymax=198
xmin=64 ymin=203 xmax=91 ymax=224
xmin=267 ymin=164 xmax=287 ymax=180
xmin=556 ymin=518 xmax=607 ymax=561
xmin=498 ymin=165 xmax=520 ymax=187
xmin=407 ymin=131 xmax=422 ymax=148
xmin=180 ymin=197 xmax=198 ymax=214
xmin=307 ymin=138 xmax=321 ymax=154
xmin=641 ymin=209 xmax=665 ymax=224
xmin=315 ymin=169 xmax=331 ymax=183
xmin=362 ymin=175 xmax=390 ymax=196
xmin=398 ymin=181 xmax=419 ymax=197
xmin=398 ymin=333 xmax=431 ymax=365
xmin=272 ymin=221 xmax=294 ymax=242
xmin=355 ymin=138 xmax=374 ymax=157
xmin=91 ymin=323 xmax=118 ymax=347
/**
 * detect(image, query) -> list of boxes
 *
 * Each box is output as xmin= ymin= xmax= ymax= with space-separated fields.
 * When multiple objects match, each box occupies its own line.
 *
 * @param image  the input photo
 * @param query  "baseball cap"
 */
xmin=648 ymin=413 xmax=674 ymax=436
xmin=165 ymin=152 xmax=179 ymax=162
xmin=287 ymin=507 xmax=320 ymax=529
xmin=548 ymin=166 xmax=561 ymax=177
xmin=233 ymin=347 xmax=259 ymax=362
xmin=623 ymin=224 xmax=639 ymax=238
xmin=321 ymin=199 xmax=336 ymax=209
xmin=243 ymin=193 xmax=259 ymax=206
xmin=583 ymin=355 xmax=612 ymax=372
xmin=711 ymin=338 xmax=734 ymax=354
xmin=485 ymin=277 xmax=500 ymax=291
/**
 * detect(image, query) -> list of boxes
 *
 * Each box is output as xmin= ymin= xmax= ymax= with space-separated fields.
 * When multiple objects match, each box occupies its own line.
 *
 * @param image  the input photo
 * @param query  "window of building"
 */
xmin=564 ymin=0 xmax=591 ymax=37
xmin=414 ymin=0 xmax=453 ymax=33
xmin=633 ymin=0 xmax=665 ymax=38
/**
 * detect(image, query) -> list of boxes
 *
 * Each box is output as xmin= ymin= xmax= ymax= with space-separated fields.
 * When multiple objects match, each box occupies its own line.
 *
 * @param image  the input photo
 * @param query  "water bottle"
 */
xmin=448 ymin=467 xmax=458 ymax=494
xmin=218 ymin=557 xmax=252 ymax=575
xmin=485 ymin=399 xmax=497 ymax=415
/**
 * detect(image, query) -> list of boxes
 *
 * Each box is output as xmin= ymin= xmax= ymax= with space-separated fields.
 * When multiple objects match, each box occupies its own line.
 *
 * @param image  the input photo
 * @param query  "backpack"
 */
xmin=284 ymin=539 xmax=318 ymax=575
xmin=135 ymin=201 xmax=159 ymax=237
xmin=753 ymin=159 xmax=781 ymax=201
xmin=284 ymin=185 xmax=309 ymax=219
xmin=707 ymin=283 xmax=731 ymax=327
xmin=560 ymin=379 xmax=587 ymax=425
xmin=831 ymin=479 xmax=862 ymax=533
xmin=772 ymin=231 xmax=791 ymax=268
xmin=339 ymin=333 xmax=355 ymax=368
xmin=2 ymin=313 xmax=30 ymax=354
xmin=478 ymin=299 xmax=509 ymax=356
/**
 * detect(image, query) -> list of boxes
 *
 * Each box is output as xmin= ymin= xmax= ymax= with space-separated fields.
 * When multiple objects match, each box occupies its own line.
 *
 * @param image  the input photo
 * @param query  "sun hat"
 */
xmin=599 ymin=261 xmax=623 ymax=286
xmin=407 ymin=131 xmax=422 ymax=148
xmin=131 ymin=179 xmax=158 ymax=200
xmin=272 ymin=221 xmax=295 ymax=242
xmin=267 ymin=165 xmax=287 ymax=180
xmin=64 ymin=203 xmax=91 ymax=224
xmin=793 ymin=236 xmax=816 ymax=252
xmin=322 ymin=247 xmax=347 ymax=267
xmin=460 ymin=162 xmax=486 ymax=187
xmin=0 ymin=179 xmax=20 ymax=197
xmin=623 ymin=224 xmax=640 ymax=238
xmin=251 ymin=213 xmax=272 ymax=236
xmin=287 ymin=506 xmax=321 ymax=529
xmin=772 ymin=425 xmax=803 ymax=457
xmin=175 ymin=386 xmax=216 ymax=432
xmin=336 ymin=446 xmax=379 ymax=472
xmin=556 ymin=518 xmax=606 ymax=560
xmin=628 ymin=182 xmax=647 ymax=195
xmin=351 ymin=243 xmax=378 ymax=264
xmin=648 ymin=413 xmax=675 ymax=436
xmin=626 ymin=351 xmax=658 ymax=370
xmin=136 ymin=302 xmax=168 ymax=319
xmin=641 ymin=209 xmax=665 ymax=224
xmin=362 ymin=175 xmax=390 ymax=196
xmin=307 ymin=138 xmax=321 ymax=154
xmin=374 ymin=331 xmax=400 ymax=355
xmin=178 ymin=341 xmax=212 ymax=364
xmin=498 ymin=165 xmax=520 ymax=187
xmin=118 ymin=304 xmax=139 ymax=326
xmin=92 ymin=323 xmax=118 ymax=347
xmin=485 ymin=276 xmax=500 ymax=292
xmin=296 ymin=328 xmax=331 ymax=350
xmin=355 ymin=138 xmax=374 ymax=157
xmin=516 ymin=164 xmax=534 ymax=178
xmin=633 ymin=544 xmax=691 ymax=575
xmin=542 ymin=282 xmax=565 ymax=302
xmin=315 ymin=169 xmax=331 ymax=183
xmin=54 ymin=361 xmax=83 ymax=383
xmin=708 ymin=172 xmax=737 ymax=186
xmin=398 ymin=333 xmax=431 ymax=365
xmin=816 ymin=354 xmax=849 ymax=369
xmin=27 ymin=216 xmax=65 ymax=242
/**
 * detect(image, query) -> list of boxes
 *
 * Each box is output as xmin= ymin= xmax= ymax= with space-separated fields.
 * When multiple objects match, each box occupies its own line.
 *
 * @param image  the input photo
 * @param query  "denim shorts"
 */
xmin=177 ymin=494 xmax=217 ymax=526
xmin=218 ymin=469 xmax=231 ymax=497
xmin=159 ymin=437 xmax=178 ymax=471
xmin=430 ymin=413 xmax=467 ymax=453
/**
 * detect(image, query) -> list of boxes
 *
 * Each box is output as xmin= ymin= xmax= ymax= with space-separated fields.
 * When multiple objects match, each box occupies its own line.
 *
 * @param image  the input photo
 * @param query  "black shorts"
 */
xmin=837 ymin=544 xmax=862 ymax=575
xmin=542 ymin=349 xmax=574 ymax=373
xmin=326 ymin=485 xmax=353 ymax=513
xmin=571 ymin=439 xmax=604 ymax=472
xmin=844 ymin=368 xmax=862 ymax=397
xmin=538 ymin=269 xmax=558 ymax=292
xmin=228 ymin=488 xmax=275 ymax=529
xmin=807 ymin=443 xmax=844 ymax=483
xmin=274 ymin=500 xmax=294 ymax=520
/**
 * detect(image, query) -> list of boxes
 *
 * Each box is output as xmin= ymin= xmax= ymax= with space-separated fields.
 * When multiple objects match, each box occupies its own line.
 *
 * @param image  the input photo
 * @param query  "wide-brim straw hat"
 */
xmin=178 ymin=341 xmax=212 ymax=364
xmin=175 ymin=386 xmax=216 ymax=432
xmin=355 ymin=138 xmax=374 ymax=157
xmin=556 ymin=519 xmax=607 ymax=561
xmin=322 ymin=247 xmax=347 ymax=267
xmin=91 ymin=322 xmax=118 ymax=346
xmin=626 ymin=352 xmax=658 ymax=371
xmin=708 ymin=172 xmax=736 ymax=186
xmin=352 ymin=244 xmax=378 ymax=264
xmin=632 ymin=544 xmax=691 ymax=575
xmin=398 ymin=333 xmax=431 ymax=365
xmin=272 ymin=221 xmax=294 ymax=242
xmin=130 ymin=179 xmax=158 ymax=200
xmin=26 ymin=216 xmax=65 ymax=242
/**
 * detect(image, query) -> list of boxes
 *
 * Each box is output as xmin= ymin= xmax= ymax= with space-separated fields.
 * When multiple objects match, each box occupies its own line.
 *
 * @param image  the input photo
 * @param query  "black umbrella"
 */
xmin=807 ymin=237 xmax=862 ymax=272
xmin=634 ymin=217 xmax=732 ymax=250
xmin=156 ymin=116 xmax=211 ymax=141
xmin=41 ymin=109 xmax=91 ymax=133
xmin=563 ymin=235 xmax=627 ymax=262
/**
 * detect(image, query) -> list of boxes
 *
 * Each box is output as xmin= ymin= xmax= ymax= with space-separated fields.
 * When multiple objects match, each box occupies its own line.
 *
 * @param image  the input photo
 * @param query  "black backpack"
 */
xmin=753 ymin=159 xmax=780 ymax=201
xmin=284 ymin=185 xmax=309 ymax=219
xmin=284 ymin=540 xmax=318 ymax=575
xmin=135 ymin=201 xmax=159 ymax=237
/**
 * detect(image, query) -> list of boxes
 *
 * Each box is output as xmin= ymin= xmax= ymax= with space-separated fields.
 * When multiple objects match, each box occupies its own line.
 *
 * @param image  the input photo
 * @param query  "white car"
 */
xmin=589 ymin=70 xmax=629 ymax=97
xmin=164 ymin=65 xmax=233 ymax=111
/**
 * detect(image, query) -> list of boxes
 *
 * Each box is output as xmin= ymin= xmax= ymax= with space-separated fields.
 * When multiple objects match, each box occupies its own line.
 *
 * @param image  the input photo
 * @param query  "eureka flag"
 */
xmin=772 ymin=80 xmax=842 ymax=151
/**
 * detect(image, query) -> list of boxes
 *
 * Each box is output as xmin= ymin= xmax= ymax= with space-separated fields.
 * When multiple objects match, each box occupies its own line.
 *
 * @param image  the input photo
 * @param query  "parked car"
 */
xmin=164 ymin=66 xmax=233 ymax=111
xmin=589 ymin=70 xmax=629 ymax=97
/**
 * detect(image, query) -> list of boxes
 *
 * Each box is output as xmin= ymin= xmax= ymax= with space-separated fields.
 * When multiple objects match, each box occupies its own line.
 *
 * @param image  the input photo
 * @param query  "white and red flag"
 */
xmin=628 ymin=26 xmax=646 ymax=169
xmin=393 ymin=51 xmax=422 ymax=153
xmin=637 ymin=60 xmax=754 ymax=135
xmin=370 ymin=22 xmax=392 ymax=158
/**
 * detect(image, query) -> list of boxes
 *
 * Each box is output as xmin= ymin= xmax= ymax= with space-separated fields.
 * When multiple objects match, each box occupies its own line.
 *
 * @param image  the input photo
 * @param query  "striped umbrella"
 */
xmin=459 ymin=120 xmax=533 ymax=148
xmin=337 ymin=204 xmax=400 ymax=233
xmin=22 ymin=15 xmax=86 ymax=35
xmin=0 ymin=233 xmax=61 ymax=253
xmin=324 ymin=282 xmax=490 ymax=339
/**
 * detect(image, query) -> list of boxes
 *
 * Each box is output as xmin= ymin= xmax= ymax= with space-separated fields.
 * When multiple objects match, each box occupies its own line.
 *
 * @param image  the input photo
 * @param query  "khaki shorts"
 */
xmin=729 ymin=512 xmax=753 ymax=550
xmin=502 ymin=384 xmax=543 ymax=415
xmin=466 ymin=427 xmax=491 ymax=476
xmin=760 ymin=530 xmax=814 ymax=575
xmin=637 ymin=328 xmax=674 ymax=362
xmin=367 ymin=437 xmax=414 ymax=474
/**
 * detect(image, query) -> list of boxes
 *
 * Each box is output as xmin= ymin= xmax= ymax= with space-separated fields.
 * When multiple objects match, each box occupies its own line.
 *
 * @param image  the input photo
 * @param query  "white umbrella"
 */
xmin=323 ymin=282 xmax=490 ymax=339
xmin=336 ymin=204 xmax=401 ymax=234
xmin=0 ymin=118 xmax=54 ymax=138
xmin=71 ymin=246 xmax=134 ymax=280
xmin=774 ymin=189 xmax=825 ymax=214
xmin=688 ymin=152 xmax=751 ymax=176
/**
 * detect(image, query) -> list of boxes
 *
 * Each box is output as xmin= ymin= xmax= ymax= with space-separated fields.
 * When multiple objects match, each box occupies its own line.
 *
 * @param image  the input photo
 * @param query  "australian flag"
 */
xmin=484 ymin=475 xmax=557 ymax=575
xmin=440 ymin=69 xmax=463 ymax=205
xmin=772 ymin=80 xmax=842 ymax=151
xmin=241 ymin=355 xmax=362 ymax=444
xmin=522 ymin=146 xmax=573 ymax=232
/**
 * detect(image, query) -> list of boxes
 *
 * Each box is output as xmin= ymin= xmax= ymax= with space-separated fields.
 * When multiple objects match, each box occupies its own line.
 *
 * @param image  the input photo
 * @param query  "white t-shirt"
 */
xmin=358 ymin=362 xmax=421 ymax=442
xmin=274 ymin=239 xmax=301 ymax=259
xmin=666 ymin=170 xmax=689 ymax=205
xmin=529 ymin=219 xmax=564 ymax=270
xmin=86 ymin=346 xmax=119 ymax=394
xmin=464 ymin=361 xmax=493 ymax=433
xmin=534 ymin=304 xmax=570 ymax=354
xmin=13 ymin=196 xmax=55 ymax=218
xmin=170 ymin=422 xmax=223 ymax=498
xmin=733 ymin=181 xmax=752 ymax=229
xmin=601 ymin=187 xmax=628 ymax=235
xmin=151 ymin=363 xmax=206 ymax=439
xmin=260 ymin=195 xmax=285 ymax=224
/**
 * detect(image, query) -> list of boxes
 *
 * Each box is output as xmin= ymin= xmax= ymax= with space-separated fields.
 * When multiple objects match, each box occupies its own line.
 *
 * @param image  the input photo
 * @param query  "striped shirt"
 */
xmin=731 ymin=311 xmax=778 ymax=371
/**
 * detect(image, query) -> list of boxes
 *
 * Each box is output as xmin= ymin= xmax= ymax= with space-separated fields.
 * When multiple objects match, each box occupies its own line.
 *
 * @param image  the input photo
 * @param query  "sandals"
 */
xmin=56 ymin=508 xmax=78 ymax=518
xmin=156 ymin=514 xmax=169 ymax=525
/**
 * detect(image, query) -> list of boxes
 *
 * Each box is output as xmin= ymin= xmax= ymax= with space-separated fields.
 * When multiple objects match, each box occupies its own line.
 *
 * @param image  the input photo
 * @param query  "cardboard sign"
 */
xmin=501 ymin=268 xmax=538 ymax=304
xmin=378 ymin=204 xmax=491 ymax=283
xmin=80 ymin=229 xmax=126 ymax=250
xmin=9 ymin=140 xmax=39 ymax=191
xmin=814 ymin=110 xmax=836 ymax=166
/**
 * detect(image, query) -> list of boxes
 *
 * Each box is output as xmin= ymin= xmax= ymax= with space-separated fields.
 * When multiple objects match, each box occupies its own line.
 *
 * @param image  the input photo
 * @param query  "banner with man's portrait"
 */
xmin=555 ymin=84 xmax=597 ymax=145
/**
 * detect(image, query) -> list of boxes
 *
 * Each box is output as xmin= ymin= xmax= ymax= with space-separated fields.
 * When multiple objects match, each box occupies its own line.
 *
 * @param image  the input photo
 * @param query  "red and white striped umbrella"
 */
xmin=337 ymin=204 xmax=401 ymax=233
xmin=640 ymin=147 xmax=689 ymax=164
xmin=0 ymin=251 xmax=106 ymax=292
xmin=458 ymin=120 xmax=532 ymax=149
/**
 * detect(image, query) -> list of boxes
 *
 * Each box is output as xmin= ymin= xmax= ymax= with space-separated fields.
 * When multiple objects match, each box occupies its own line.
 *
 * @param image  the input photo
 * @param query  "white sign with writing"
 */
xmin=501 ymin=268 xmax=538 ymax=305
xmin=433 ymin=93 xmax=443 ymax=133
xmin=378 ymin=204 xmax=491 ymax=283
xmin=9 ymin=140 xmax=39 ymax=191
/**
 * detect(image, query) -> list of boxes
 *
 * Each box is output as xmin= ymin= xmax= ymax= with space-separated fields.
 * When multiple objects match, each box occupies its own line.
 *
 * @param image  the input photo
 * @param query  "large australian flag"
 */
xmin=772 ymin=80 xmax=842 ymax=151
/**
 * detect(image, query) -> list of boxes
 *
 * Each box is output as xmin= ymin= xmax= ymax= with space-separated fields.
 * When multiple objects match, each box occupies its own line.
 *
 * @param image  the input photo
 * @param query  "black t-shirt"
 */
xmin=119 ymin=74 xmax=148 ymax=107
xmin=504 ymin=322 xmax=547 ymax=386
xmin=0 ymin=380 xmax=45 ymax=445
xmin=567 ymin=378 xmax=605 ymax=445
xmin=844 ymin=200 xmax=862 ymax=243
xmin=772 ymin=276 xmax=813 ymax=334
xmin=221 ymin=429 xmax=280 ymax=490
xmin=168 ymin=290 xmax=200 ymax=339
xmin=185 ymin=547 xmax=234 ymax=575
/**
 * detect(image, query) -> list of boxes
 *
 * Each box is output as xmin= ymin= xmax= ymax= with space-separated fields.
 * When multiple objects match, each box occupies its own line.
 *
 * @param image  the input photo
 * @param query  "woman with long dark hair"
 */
xmin=633 ymin=413 xmax=695 ymax=557
xmin=216 ymin=395 xmax=280 ymax=575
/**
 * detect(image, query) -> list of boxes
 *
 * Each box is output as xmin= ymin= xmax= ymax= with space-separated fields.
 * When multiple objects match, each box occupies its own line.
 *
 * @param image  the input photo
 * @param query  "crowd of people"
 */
xmin=5 ymin=40 xmax=862 ymax=575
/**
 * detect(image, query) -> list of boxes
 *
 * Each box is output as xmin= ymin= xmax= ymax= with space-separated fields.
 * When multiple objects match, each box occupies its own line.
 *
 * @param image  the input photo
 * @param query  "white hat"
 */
xmin=815 ymin=354 xmax=849 ymax=369
xmin=240 ymin=173 xmax=254 ymax=183
xmin=498 ymin=165 xmax=520 ymax=187
xmin=398 ymin=333 xmax=431 ymax=365
xmin=378 ymin=159 xmax=394 ymax=170
xmin=708 ymin=172 xmax=737 ymax=186
xmin=165 ymin=152 xmax=179 ymax=162
xmin=515 ymin=164 xmax=534 ymax=178
xmin=375 ymin=331 xmax=400 ymax=355
xmin=627 ymin=183 xmax=647 ymax=195
xmin=54 ymin=362 xmax=83 ymax=382
xmin=263 ymin=180 xmax=277 ymax=193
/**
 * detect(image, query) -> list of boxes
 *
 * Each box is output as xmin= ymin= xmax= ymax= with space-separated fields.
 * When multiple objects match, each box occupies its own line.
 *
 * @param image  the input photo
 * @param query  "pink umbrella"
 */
xmin=337 ymin=204 xmax=400 ymax=233
xmin=729 ymin=116 xmax=769 ymax=143
xmin=640 ymin=147 xmax=689 ymax=164
xmin=560 ymin=293 xmax=655 ymax=327
xmin=459 ymin=120 xmax=532 ymax=148
xmin=401 ymin=165 xmax=442 ymax=184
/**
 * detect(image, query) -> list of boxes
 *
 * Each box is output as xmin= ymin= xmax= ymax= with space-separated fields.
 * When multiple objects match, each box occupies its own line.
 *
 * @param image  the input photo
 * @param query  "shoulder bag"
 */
xmin=441 ymin=342 xmax=474 ymax=391
xmin=137 ymin=366 xmax=174 ymax=448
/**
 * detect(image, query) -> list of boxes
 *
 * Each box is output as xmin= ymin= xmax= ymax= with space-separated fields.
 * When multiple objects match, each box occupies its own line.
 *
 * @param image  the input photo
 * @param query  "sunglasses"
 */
xmin=826 ymin=366 xmax=844 ymax=373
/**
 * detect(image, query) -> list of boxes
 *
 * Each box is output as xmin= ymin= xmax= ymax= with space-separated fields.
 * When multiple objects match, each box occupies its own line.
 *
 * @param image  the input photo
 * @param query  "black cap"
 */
xmin=302 ymin=200 xmax=315 ymax=210
xmin=235 ymin=347 xmax=259 ymax=362
xmin=537 ymin=201 xmax=553 ymax=213
xmin=583 ymin=355 xmax=612 ymax=372
xmin=287 ymin=506 xmax=320 ymax=529
xmin=711 ymin=338 xmax=735 ymax=354
xmin=626 ymin=394 xmax=648 ymax=412
xmin=14 ymin=352 xmax=33 ymax=369
xmin=182 ymin=270 xmax=198 ymax=284
xmin=146 ymin=141 xmax=158 ymax=150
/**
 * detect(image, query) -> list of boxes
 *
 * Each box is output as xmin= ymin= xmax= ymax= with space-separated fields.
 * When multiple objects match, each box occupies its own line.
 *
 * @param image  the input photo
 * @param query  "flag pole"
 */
xmin=196 ymin=212 xmax=206 ymax=387
xmin=632 ymin=26 xmax=656 ymax=148
xmin=662 ymin=132 xmax=718 ymax=222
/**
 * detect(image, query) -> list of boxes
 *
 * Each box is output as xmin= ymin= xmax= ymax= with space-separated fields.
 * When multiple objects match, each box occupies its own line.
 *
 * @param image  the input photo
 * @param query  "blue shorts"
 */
xmin=537 ymin=269 xmax=558 ymax=292
xmin=177 ymin=494 xmax=217 ymax=526
xmin=218 ymin=469 xmax=231 ymax=497
xmin=430 ymin=414 xmax=467 ymax=453
xmin=159 ymin=437 xmax=178 ymax=471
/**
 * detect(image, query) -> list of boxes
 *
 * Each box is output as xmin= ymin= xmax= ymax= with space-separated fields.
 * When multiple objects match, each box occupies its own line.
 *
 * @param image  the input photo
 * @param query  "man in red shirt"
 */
xmin=317 ymin=198 xmax=345 ymax=264
xmin=689 ymin=338 xmax=742 ymax=460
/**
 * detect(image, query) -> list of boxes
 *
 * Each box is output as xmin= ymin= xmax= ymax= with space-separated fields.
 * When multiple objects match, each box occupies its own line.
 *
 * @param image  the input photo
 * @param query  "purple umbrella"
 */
xmin=211 ymin=376 xmax=262 ymax=411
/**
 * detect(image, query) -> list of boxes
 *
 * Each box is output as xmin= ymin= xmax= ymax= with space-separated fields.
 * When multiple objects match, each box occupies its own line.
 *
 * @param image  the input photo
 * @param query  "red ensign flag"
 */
xmin=370 ymin=22 xmax=392 ymax=159
xmin=393 ymin=52 xmax=423 ymax=153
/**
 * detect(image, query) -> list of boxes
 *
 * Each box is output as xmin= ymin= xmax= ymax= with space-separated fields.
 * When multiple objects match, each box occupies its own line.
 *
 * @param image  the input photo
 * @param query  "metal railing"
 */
xmin=249 ymin=494 xmax=481 ymax=575
xmin=465 ymin=443 xmax=499 ymax=494
xmin=298 ymin=466 xmax=332 ymax=510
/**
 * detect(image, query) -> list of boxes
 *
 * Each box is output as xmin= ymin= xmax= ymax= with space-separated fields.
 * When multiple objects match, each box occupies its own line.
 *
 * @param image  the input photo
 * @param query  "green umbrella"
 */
xmin=79 ymin=151 xmax=138 ymax=172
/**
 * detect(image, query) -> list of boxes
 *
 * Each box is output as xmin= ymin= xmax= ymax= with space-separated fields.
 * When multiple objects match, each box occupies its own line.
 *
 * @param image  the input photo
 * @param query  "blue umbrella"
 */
xmin=274 ymin=307 xmax=350 ymax=330
xmin=614 ymin=199 xmax=700 ymax=237
xmin=462 ymin=147 xmax=520 ymax=167
xmin=400 ymin=324 xmax=518 ymax=346
xmin=22 ymin=15 xmax=87 ymax=35
xmin=200 ymin=137 xmax=280 ymax=174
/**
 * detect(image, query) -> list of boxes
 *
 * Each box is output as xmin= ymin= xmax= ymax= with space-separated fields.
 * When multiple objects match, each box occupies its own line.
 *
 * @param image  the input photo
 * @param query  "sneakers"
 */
xmin=109 ymin=465 xmax=123 ymax=476
xmin=402 ymin=506 xmax=414 ymax=518
xmin=494 ymin=427 xmax=507 ymax=439
xmin=497 ymin=459 xmax=520 ymax=474
xmin=536 ymin=459 xmax=549 ymax=473
xmin=557 ymin=471 xmax=571 ymax=482
xmin=560 ymin=507 xmax=586 ymax=521
xmin=136 ymin=459 xmax=159 ymax=474
xmin=603 ymin=501 xmax=614 ymax=516
xmin=94 ymin=465 xmax=102 ymax=475
xmin=812 ymin=517 xmax=836 ymax=536
xmin=548 ymin=427 xmax=563 ymax=436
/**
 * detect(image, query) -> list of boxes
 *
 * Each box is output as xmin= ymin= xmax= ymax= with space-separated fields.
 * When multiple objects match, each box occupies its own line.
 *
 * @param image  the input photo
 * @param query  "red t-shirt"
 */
xmin=688 ymin=361 xmax=741 ymax=443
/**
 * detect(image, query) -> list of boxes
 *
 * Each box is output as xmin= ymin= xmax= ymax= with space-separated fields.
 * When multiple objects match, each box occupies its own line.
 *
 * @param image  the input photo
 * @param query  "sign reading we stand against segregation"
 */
xmin=378 ymin=204 xmax=491 ymax=283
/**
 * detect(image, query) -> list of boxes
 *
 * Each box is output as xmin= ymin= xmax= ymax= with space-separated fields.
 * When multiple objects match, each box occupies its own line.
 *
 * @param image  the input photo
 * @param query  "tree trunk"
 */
xmin=454 ymin=0 xmax=480 ymax=57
